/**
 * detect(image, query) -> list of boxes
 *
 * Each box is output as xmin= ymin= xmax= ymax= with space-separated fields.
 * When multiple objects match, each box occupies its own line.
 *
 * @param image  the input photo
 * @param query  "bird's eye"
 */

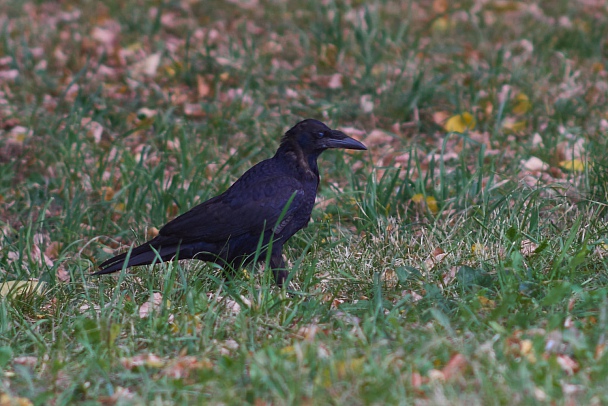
xmin=316 ymin=131 xmax=325 ymax=139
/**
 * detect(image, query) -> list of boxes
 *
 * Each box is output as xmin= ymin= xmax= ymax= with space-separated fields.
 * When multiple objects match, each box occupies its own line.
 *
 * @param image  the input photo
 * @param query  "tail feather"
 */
xmin=93 ymin=237 xmax=221 ymax=275
xmin=94 ymin=240 xmax=180 ymax=275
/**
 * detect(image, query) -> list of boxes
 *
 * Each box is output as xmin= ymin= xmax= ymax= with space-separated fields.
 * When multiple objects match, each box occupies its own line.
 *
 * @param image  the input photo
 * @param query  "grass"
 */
xmin=1 ymin=0 xmax=608 ymax=404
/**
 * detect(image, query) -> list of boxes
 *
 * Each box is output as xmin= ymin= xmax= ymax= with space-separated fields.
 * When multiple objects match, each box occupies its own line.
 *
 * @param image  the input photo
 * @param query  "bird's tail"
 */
xmin=93 ymin=240 xmax=179 ymax=275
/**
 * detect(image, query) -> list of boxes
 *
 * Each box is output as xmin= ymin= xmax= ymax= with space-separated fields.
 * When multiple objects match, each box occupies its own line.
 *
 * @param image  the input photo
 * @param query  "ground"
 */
xmin=0 ymin=0 xmax=607 ymax=404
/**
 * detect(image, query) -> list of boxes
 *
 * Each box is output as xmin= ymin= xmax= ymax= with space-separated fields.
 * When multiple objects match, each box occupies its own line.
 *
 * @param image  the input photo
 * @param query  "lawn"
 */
xmin=1 ymin=0 xmax=607 ymax=404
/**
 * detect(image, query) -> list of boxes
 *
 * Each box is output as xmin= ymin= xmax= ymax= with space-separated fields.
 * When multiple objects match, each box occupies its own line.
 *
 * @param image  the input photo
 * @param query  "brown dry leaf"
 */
xmin=433 ymin=0 xmax=448 ymax=13
xmin=100 ymin=186 xmax=115 ymax=201
xmin=442 ymin=266 xmax=458 ymax=285
xmin=411 ymin=371 xmax=424 ymax=388
xmin=521 ymin=156 xmax=549 ymax=171
xmin=520 ymin=239 xmax=538 ymax=256
xmin=557 ymin=138 xmax=585 ymax=160
xmin=130 ymin=53 xmax=161 ymax=78
xmin=13 ymin=356 xmax=37 ymax=368
xmin=6 ymin=126 xmax=32 ymax=146
xmin=320 ymin=43 xmax=338 ymax=67
xmin=139 ymin=292 xmax=164 ymax=318
xmin=161 ymin=356 xmax=213 ymax=379
xmin=97 ymin=386 xmax=136 ymax=405
xmin=441 ymin=354 xmax=467 ymax=380
xmin=183 ymin=103 xmax=206 ymax=117
xmin=44 ymin=241 xmax=62 ymax=259
xmin=147 ymin=226 xmax=159 ymax=238
xmin=297 ymin=324 xmax=319 ymax=341
xmin=217 ymin=339 xmax=240 ymax=356
xmin=56 ymin=266 xmax=70 ymax=283
xmin=432 ymin=111 xmax=450 ymax=127
xmin=0 ymin=70 xmax=19 ymax=80
xmin=121 ymin=353 xmax=164 ymax=370
xmin=360 ymin=94 xmax=373 ymax=113
xmin=340 ymin=127 xmax=365 ymax=139
xmin=428 ymin=369 xmax=445 ymax=382
xmin=81 ymin=118 xmax=104 ymax=143
xmin=402 ymin=290 xmax=423 ymax=302
xmin=424 ymin=247 xmax=448 ymax=270
xmin=197 ymin=75 xmax=212 ymax=98
xmin=556 ymin=354 xmax=579 ymax=375
xmin=31 ymin=242 xmax=54 ymax=267
xmin=595 ymin=343 xmax=605 ymax=359
xmin=327 ymin=73 xmax=343 ymax=89
xmin=382 ymin=269 xmax=398 ymax=288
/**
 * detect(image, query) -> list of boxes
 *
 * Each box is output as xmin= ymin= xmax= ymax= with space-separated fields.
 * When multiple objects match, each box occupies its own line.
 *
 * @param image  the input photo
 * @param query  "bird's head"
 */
xmin=281 ymin=119 xmax=367 ymax=154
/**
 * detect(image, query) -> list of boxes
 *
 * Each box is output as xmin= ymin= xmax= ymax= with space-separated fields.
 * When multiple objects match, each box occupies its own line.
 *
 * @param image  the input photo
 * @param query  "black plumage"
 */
xmin=94 ymin=119 xmax=367 ymax=286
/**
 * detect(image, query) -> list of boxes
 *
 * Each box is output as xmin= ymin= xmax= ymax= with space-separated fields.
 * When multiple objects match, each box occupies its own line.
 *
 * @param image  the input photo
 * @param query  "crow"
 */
xmin=94 ymin=119 xmax=367 ymax=286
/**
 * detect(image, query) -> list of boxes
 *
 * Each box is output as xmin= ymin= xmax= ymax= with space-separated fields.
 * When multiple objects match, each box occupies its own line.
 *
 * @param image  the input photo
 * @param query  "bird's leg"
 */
xmin=270 ymin=253 xmax=289 ymax=287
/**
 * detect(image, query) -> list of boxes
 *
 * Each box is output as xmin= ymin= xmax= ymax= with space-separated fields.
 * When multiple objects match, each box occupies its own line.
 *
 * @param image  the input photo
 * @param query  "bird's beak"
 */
xmin=323 ymin=130 xmax=367 ymax=150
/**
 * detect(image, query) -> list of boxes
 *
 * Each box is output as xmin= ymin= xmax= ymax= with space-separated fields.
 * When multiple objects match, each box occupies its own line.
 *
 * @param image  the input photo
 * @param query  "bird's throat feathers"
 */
xmin=276 ymin=139 xmax=320 ymax=180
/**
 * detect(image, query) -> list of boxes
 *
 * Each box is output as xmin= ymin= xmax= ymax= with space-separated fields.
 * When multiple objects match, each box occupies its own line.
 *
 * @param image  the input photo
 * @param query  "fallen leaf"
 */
xmin=0 ymin=394 xmax=33 ymax=406
xmin=139 ymin=292 xmax=164 ymax=318
xmin=0 ymin=280 xmax=46 ymax=298
xmin=197 ymin=75 xmax=212 ymax=97
xmin=520 ymin=239 xmax=538 ymax=256
xmin=360 ymin=95 xmax=373 ymax=113
xmin=502 ymin=117 xmax=526 ymax=133
xmin=512 ymin=93 xmax=532 ymax=114
xmin=444 ymin=112 xmax=476 ymax=133
xmin=327 ymin=73 xmax=343 ymax=89
xmin=441 ymin=354 xmax=467 ymax=380
xmin=183 ymin=103 xmax=206 ymax=117
xmin=520 ymin=339 xmax=536 ymax=362
xmin=556 ymin=354 xmax=579 ymax=375
xmin=121 ymin=353 xmax=164 ymax=370
xmin=13 ymin=356 xmax=37 ymax=368
xmin=559 ymin=159 xmax=585 ymax=172
xmin=161 ymin=356 xmax=213 ymax=379
xmin=411 ymin=194 xmax=439 ymax=214
xmin=521 ymin=156 xmax=548 ymax=171
xmin=478 ymin=295 xmax=496 ymax=310
xmin=56 ymin=266 xmax=70 ymax=283
xmin=364 ymin=129 xmax=393 ymax=146
xmin=130 ymin=53 xmax=161 ymax=78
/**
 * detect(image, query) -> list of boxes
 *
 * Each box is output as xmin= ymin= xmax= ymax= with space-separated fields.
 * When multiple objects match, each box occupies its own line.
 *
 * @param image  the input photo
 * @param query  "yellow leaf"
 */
xmin=425 ymin=196 xmax=438 ymax=214
xmin=431 ymin=17 xmax=450 ymax=33
xmin=0 ymin=394 xmax=33 ymax=406
xmin=471 ymin=243 xmax=486 ymax=256
xmin=512 ymin=93 xmax=532 ymax=114
xmin=411 ymin=193 xmax=424 ymax=203
xmin=559 ymin=159 xmax=585 ymax=172
xmin=114 ymin=202 xmax=125 ymax=213
xmin=411 ymin=194 xmax=438 ymax=214
xmin=502 ymin=118 xmax=527 ymax=133
xmin=280 ymin=346 xmax=295 ymax=355
xmin=444 ymin=112 xmax=476 ymax=133
xmin=0 ymin=280 xmax=46 ymax=298
xmin=478 ymin=295 xmax=495 ymax=309
xmin=336 ymin=357 xmax=365 ymax=378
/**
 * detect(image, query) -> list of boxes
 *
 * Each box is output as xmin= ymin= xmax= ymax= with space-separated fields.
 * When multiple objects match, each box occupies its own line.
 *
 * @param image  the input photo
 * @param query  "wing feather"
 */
xmin=159 ymin=175 xmax=305 ymax=242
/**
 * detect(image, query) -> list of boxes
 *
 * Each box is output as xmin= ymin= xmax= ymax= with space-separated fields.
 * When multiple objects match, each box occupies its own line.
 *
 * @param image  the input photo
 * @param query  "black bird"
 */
xmin=94 ymin=119 xmax=367 ymax=286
